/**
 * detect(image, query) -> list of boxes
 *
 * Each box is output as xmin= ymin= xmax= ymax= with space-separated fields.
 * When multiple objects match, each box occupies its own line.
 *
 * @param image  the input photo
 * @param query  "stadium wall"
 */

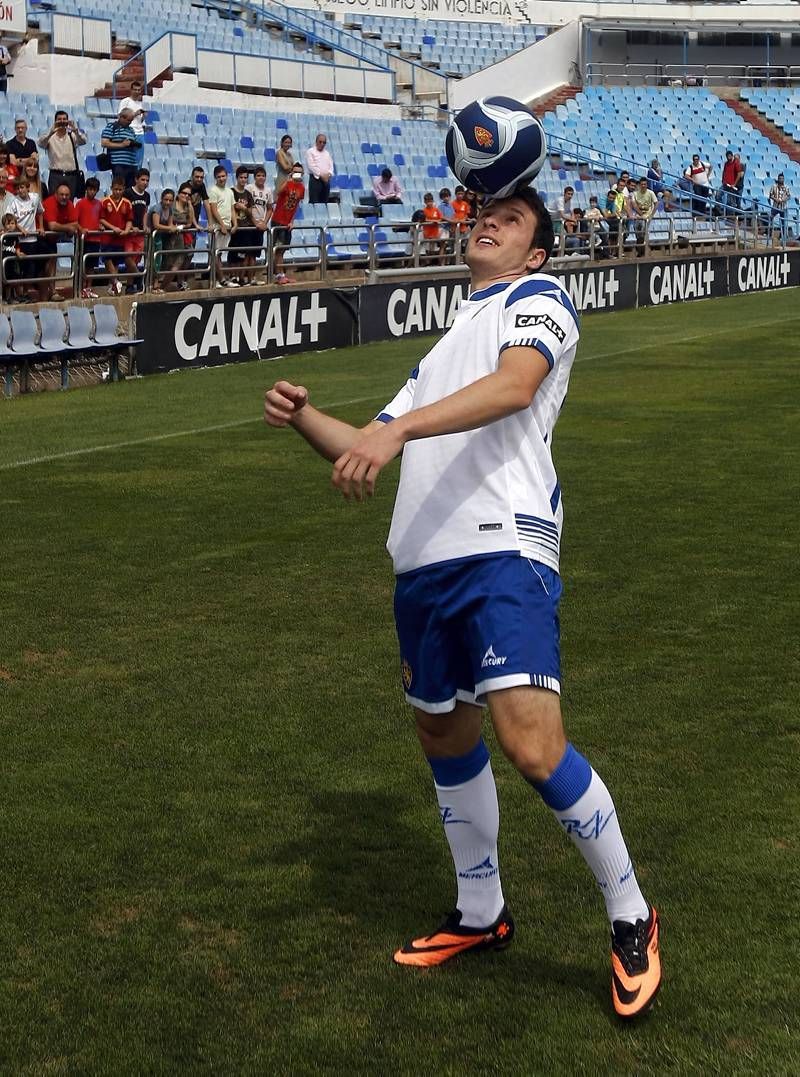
xmin=134 ymin=250 xmax=800 ymax=374
xmin=449 ymin=21 xmax=580 ymax=111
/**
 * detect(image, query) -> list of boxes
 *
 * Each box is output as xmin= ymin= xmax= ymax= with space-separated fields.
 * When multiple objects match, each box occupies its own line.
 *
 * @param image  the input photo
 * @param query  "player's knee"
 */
xmin=497 ymin=727 xmax=567 ymax=783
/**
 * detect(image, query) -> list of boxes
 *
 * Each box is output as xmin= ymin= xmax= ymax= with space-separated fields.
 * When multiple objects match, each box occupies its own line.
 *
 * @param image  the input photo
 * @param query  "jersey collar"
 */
xmin=468 ymin=281 xmax=513 ymax=302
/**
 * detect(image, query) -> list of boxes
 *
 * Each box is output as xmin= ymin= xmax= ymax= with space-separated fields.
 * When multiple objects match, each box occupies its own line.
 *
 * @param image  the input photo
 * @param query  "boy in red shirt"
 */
xmin=75 ymin=176 xmax=103 ymax=298
xmin=451 ymin=185 xmax=472 ymax=254
xmin=99 ymin=176 xmax=133 ymax=294
xmin=270 ymin=161 xmax=305 ymax=284
xmin=41 ymin=182 xmax=79 ymax=294
xmin=421 ymin=191 xmax=444 ymax=265
xmin=270 ymin=163 xmax=304 ymax=285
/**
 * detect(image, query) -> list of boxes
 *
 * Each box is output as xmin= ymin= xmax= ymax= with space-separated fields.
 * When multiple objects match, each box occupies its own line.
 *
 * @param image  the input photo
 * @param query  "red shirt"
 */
xmin=422 ymin=204 xmax=442 ymax=240
xmin=722 ymin=160 xmax=741 ymax=187
xmin=451 ymin=197 xmax=471 ymax=233
xmin=42 ymin=194 xmax=79 ymax=228
xmin=271 ymin=180 xmax=304 ymax=227
xmin=99 ymin=195 xmax=133 ymax=244
xmin=76 ymin=196 xmax=103 ymax=237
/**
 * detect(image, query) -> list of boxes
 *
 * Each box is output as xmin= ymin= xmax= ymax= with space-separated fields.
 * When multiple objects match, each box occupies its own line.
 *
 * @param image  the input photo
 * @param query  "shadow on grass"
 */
xmin=269 ymin=788 xmax=611 ymax=1014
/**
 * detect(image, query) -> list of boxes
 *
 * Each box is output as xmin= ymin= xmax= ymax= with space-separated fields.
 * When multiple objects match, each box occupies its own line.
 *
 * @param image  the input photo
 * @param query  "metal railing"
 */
xmin=2 ymin=211 xmax=793 ymax=305
xmin=585 ymin=63 xmax=800 ymax=90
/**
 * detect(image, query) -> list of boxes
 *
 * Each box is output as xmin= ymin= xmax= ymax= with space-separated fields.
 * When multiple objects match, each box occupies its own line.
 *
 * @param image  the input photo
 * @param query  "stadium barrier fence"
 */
xmin=131 ymin=248 xmax=800 ymax=376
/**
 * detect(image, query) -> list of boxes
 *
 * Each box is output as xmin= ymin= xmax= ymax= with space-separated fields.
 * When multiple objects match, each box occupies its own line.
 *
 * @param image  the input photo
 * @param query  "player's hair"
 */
xmin=85 ymin=177 xmax=100 ymax=191
xmin=135 ymin=168 xmax=150 ymax=180
xmin=483 ymin=186 xmax=555 ymax=270
xmin=254 ymin=165 xmax=266 ymax=176
xmin=2 ymin=212 xmax=17 ymax=226
xmin=235 ymin=164 xmax=249 ymax=177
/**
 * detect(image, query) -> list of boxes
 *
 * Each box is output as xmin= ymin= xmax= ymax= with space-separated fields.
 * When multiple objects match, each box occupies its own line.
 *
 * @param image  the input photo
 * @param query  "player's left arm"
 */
xmin=332 ymin=345 xmax=549 ymax=501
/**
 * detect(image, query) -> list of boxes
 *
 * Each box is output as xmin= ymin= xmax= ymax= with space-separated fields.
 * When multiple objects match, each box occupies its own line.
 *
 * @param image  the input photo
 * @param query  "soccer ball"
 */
xmin=445 ymin=96 xmax=547 ymax=199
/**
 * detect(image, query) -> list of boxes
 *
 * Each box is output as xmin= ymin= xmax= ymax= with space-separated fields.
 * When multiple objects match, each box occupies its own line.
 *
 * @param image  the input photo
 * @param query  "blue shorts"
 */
xmin=394 ymin=554 xmax=562 ymax=714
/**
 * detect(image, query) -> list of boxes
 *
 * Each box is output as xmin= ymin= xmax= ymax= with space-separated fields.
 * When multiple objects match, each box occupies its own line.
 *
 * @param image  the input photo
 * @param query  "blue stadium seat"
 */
xmin=264 ymin=147 xmax=276 ymax=162
xmin=195 ymin=113 xmax=209 ymax=125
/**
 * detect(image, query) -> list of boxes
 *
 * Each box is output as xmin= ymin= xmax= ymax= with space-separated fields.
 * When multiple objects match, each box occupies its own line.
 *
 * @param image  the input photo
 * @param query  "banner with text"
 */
xmin=135 ymin=288 xmax=358 ymax=374
xmin=0 ymin=1 xmax=27 ymax=35
xmin=134 ymin=252 xmax=800 ymax=374
xmin=296 ymin=0 xmax=531 ymax=25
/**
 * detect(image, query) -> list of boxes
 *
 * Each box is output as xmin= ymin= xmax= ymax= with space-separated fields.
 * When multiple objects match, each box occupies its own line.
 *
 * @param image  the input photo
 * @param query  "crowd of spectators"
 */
xmin=0 ymin=98 xmax=795 ymax=302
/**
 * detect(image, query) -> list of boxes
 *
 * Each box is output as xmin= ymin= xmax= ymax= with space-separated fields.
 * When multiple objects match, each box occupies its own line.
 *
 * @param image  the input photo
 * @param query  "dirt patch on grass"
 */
xmin=89 ymin=904 xmax=141 ymax=938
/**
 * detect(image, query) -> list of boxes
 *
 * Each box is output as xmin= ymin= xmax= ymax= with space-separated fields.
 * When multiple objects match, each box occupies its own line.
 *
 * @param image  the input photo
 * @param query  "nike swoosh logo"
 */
xmin=407 ymin=935 xmax=489 ymax=953
xmin=612 ymin=970 xmax=641 ymax=1006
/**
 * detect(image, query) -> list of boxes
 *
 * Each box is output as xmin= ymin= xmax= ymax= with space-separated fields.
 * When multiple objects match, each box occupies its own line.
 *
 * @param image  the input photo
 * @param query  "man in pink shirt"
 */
xmin=305 ymin=133 xmax=334 ymax=204
xmin=372 ymin=167 xmax=403 ymax=206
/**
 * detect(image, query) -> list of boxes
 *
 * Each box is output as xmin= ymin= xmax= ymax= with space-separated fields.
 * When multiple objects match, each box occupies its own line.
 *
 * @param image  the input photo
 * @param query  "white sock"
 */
xmin=554 ymin=770 xmax=649 ymax=925
xmin=433 ymin=758 xmax=505 ymax=929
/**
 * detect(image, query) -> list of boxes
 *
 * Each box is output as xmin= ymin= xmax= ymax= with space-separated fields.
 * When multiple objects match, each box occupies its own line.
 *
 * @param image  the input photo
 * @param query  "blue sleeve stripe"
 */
xmin=550 ymin=481 xmax=561 ymax=513
xmin=409 ymin=365 xmax=419 ymax=379
xmin=504 ymin=277 xmax=580 ymax=330
xmin=499 ymin=338 xmax=555 ymax=369
xmin=375 ymin=412 xmax=394 ymax=424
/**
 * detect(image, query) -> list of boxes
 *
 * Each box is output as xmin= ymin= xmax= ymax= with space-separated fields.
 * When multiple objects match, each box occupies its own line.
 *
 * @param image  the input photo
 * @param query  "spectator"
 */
xmin=38 ymin=110 xmax=87 ymax=198
xmin=247 ymin=164 xmax=273 ymax=269
xmin=769 ymin=173 xmax=791 ymax=241
xmin=5 ymin=175 xmax=44 ymax=301
xmin=1 ymin=212 xmax=25 ymax=302
xmin=616 ymin=171 xmax=632 ymax=214
xmin=719 ymin=150 xmax=741 ymax=215
xmin=275 ymin=134 xmax=294 ymax=194
xmin=372 ymin=167 xmax=403 ymax=206
xmin=207 ymin=163 xmax=236 ymax=285
xmin=0 ymin=40 xmax=11 ymax=95
xmin=185 ymin=165 xmax=210 ymax=247
xmin=604 ymin=186 xmax=622 ymax=251
xmin=100 ymin=109 xmax=142 ymax=189
xmin=99 ymin=174 xmax=133 ymax=295
xmin=0 ymin=166 xmax=11 ymax=216
xmin=684 ymin=153 xmax=712 ymax=216
xmin=75 ymin=175 xmax=103 ymax=297
xmin=630 ymin=176 xmax=658 ymax=256
xmin=555 ymin=185 xmax=577 ymax=228
xmin=0 ymin=145 xmax=15 ymax=183
xmin=124 ymin=167 xmax=151 ymax=294
xmin=6 ymin=119 xmax=37 ymax=172
xmin=270 ymin=162 xmax=304 ymax=285
xmin=421 ymin=191 xmax=444 ymax=265
xmin=437 ymin=187 xmax=454 ymax=221
xmin=646 ymin=159 xmax=663 ymax=195
xmin=117 ymin=81 xmax=148 ymax=169
xmin=305 ymin=133 xmax=333 ymax=204
xmin=172 ymin=182 xmax=200 ymax=289
xmin=149 ymin=188 xmax=182 ymax=293
xmin=229 ymin=164 xmax=258 ymax=285
xmin=41 ymin=181 xmax=80 ymax=296
xmin=23 ymin=159 xmax=44 ymax=201
xmin=584 ymin=194 xmax=608 ymax=257
xmin=463 ymin=189 xmax=482 ymax=221
xmin=451 ymin=185 xmax=471 ymax=250
xmin=658 ymin=188 xmax=677 ymax=213
xmin=734 ymin=154 xmax=746 ymax=208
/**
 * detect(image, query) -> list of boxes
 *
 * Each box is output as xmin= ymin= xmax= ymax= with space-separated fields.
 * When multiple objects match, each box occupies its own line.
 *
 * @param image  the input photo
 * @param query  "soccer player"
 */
xmin=264 ymin=187 xmax=662 ymax=1020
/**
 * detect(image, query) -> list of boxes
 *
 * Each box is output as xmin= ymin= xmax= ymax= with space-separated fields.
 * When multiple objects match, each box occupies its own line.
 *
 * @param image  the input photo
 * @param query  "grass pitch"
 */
xmin=1 ymin=290 xmax=799 ymax=1074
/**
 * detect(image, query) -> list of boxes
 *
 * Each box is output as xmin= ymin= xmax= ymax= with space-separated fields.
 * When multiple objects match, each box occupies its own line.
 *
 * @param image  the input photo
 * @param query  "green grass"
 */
xmin=1 ymin=290 xmax=799 ymax=1074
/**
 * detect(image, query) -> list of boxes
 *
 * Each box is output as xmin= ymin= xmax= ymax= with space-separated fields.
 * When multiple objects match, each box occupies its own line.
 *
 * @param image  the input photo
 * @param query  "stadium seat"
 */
xmin=93 ymin=306 xmax=142 ymax=349
xmin=9 ymin=312 xmax=40 ymax=357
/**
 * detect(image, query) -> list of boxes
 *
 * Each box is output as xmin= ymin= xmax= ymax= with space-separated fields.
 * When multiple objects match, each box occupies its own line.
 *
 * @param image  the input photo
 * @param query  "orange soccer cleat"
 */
xmin=393 ymin=905 xmax=515 ymax=968
xmin=611 ymin=905 xmax=662 ymax=1019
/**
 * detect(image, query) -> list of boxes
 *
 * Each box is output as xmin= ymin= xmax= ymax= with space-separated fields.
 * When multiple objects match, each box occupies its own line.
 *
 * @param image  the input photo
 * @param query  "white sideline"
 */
xmin=2 ymin=310 xmax=796 ymax=473
xmin=0 ymin=394 xmax=386 ymax=472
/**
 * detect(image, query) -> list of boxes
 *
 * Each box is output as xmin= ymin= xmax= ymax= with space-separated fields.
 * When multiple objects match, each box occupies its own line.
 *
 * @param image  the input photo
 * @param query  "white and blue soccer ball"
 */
xmin=445 ymin=96 xmax=547 ymax=198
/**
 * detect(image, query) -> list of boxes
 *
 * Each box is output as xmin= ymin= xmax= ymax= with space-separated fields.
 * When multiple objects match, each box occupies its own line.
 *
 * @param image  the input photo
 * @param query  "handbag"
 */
xmin=68 ymin=133 xmax=86 ymax=197
xmin=96 ymin=151 xmax=111 ymax=172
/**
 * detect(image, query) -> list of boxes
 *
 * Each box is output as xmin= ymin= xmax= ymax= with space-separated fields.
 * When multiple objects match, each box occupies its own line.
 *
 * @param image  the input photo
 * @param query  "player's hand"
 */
xmin=332 ymin=423 xmax=405 ymax=501
xmin=264 ymin=381 xmax=308 ymax=427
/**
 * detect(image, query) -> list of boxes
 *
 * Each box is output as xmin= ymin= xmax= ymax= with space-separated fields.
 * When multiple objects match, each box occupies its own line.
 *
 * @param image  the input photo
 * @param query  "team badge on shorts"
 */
xmin=401 ymin=659 xmax=413 ymax=691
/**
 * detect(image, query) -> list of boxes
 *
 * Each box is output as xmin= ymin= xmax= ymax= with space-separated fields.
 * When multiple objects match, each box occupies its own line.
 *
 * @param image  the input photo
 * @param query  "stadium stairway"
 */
xmin=531 ymin=85 xmax=581 ymax=119
xmin=718 ymin=89 xmax=800 ymax=165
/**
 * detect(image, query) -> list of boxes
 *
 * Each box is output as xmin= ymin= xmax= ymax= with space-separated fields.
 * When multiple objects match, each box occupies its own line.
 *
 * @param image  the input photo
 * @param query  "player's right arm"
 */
xmin=264 ymin=380 xmax=382 ymax=462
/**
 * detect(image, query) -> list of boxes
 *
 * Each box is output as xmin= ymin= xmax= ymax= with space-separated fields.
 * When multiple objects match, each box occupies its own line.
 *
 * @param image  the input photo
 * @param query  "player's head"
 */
xmin=291 ymin=163 xmax=303 ymax=181
xmin=110 ymin=176 xmax=125 ymax=196
xmin=254 ymin=165 xmax=267 ymax=185
xmin=235 ymin=164 xmax=249 ymax=183
xmin=85 ymin=176 xmax=100 ymax=197
xmin=466 ymin=186 xmax=554 ymax=276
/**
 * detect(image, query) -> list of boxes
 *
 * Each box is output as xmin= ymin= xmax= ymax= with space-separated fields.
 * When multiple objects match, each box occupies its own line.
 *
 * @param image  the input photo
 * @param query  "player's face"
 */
xmin=466 ymin=197 xmax=545 ymax=278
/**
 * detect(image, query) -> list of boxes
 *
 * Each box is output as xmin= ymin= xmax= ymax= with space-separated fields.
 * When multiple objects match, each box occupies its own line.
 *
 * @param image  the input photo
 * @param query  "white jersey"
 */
xmin=378 ymin=273 xmax=579 ymax=576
